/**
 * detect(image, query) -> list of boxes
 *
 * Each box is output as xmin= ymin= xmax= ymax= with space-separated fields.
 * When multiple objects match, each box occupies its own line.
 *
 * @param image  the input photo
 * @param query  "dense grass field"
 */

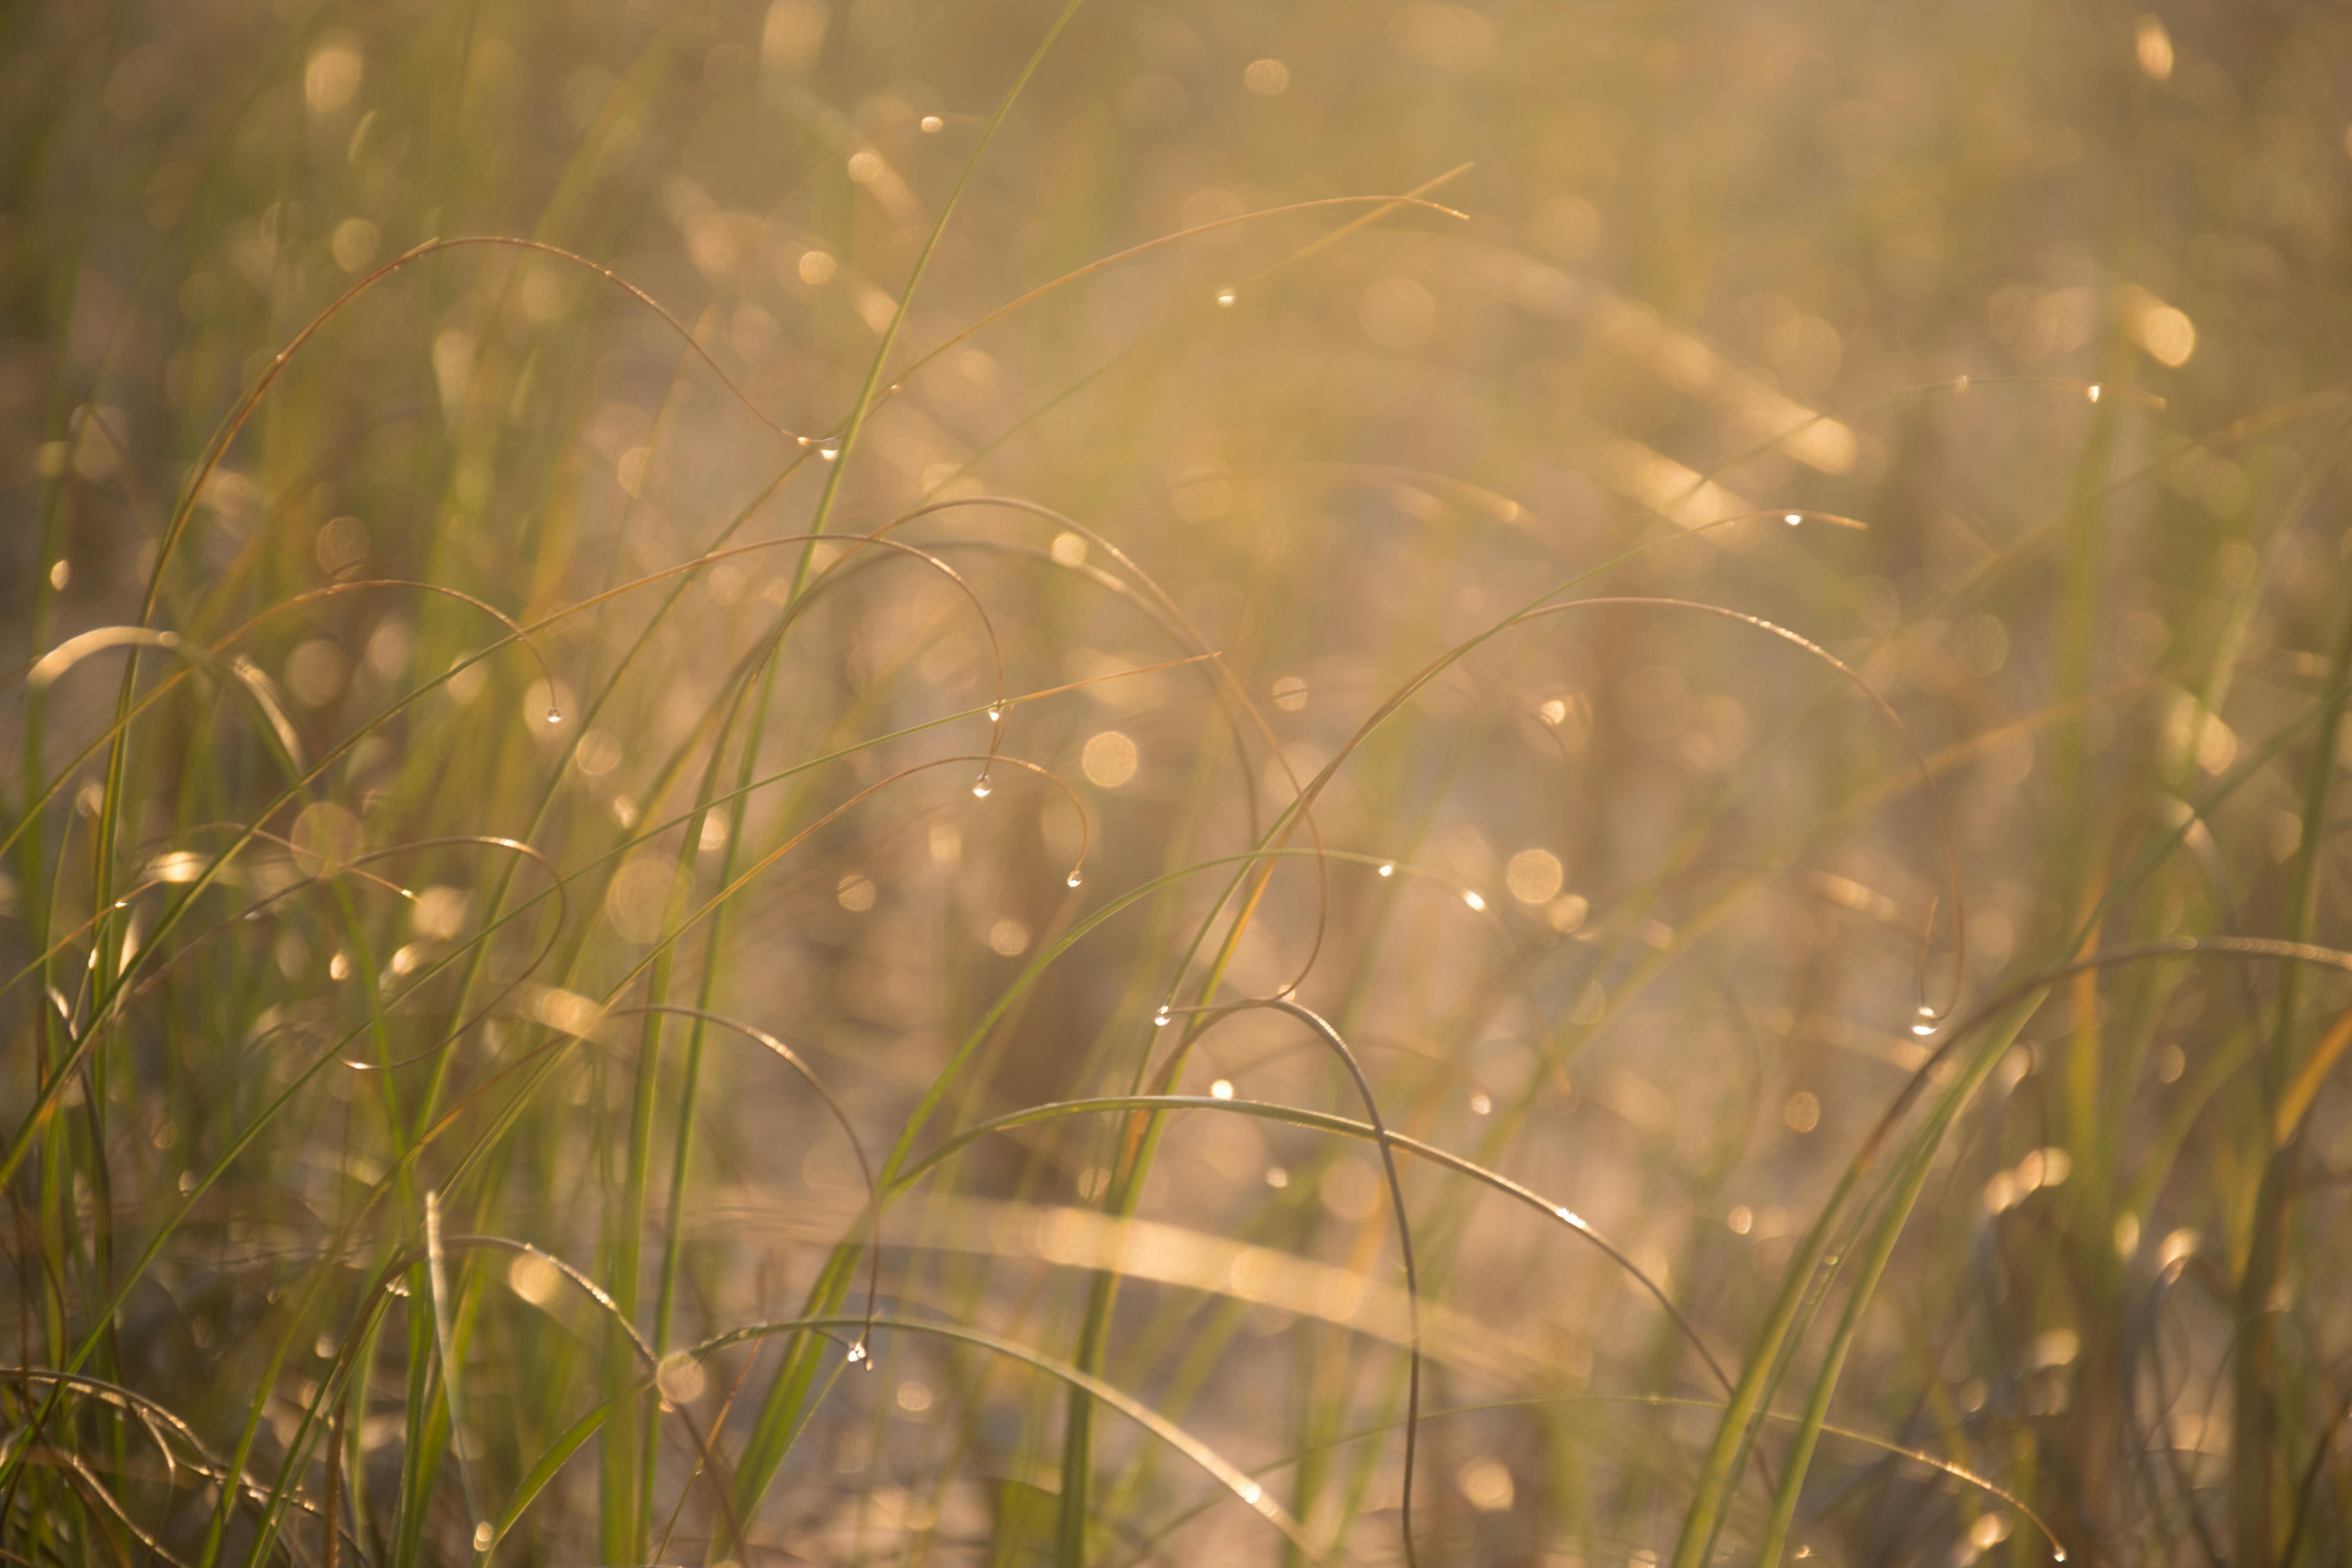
xmin=7 ymin=1 xmax=2352 ymax=1563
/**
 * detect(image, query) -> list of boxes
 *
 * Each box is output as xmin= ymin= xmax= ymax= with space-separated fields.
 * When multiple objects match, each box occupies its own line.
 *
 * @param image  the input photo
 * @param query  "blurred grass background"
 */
xmin=5 ymin=0 xmax=2352 ymax=1563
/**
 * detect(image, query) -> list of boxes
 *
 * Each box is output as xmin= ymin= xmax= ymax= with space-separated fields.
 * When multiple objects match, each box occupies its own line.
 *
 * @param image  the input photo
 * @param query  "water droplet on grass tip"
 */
xmin=846 ymin=1341 xmax=867 ymax=1364
xmin=1377 ymin=862 xmax=1395 ymax=877
xmin=1153 ymin=1005 xmax=1172 ymax=1027
xmin=986 ymin=706 xmax=1001 ymax=722
xmin=545 ymin=706 xmax=563 ymax=725
xmin=1065 ymin=871 xmax=1082 ymax=888
xmin=971 ymin=776 xmax=991 ymax=799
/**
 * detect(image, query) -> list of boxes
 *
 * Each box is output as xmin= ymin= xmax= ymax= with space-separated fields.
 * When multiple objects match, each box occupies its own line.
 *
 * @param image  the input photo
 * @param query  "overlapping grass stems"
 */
xmin=11 ymin=4 xmax=2352 ymax=1567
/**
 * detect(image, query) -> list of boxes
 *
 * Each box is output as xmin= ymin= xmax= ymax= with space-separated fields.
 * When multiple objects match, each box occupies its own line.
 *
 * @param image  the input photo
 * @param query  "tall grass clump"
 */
xmin=7 ymin=0 xmax=2352 ymax=1563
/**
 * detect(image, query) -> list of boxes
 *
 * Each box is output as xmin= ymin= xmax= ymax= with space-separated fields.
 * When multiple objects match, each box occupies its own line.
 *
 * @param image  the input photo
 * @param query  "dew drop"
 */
xmin=1784 ymin=513 xmax=1803 ymax=526
xmin=1377 ymin=862 xmax=1395 ymax=877
xmin=818 ymin=439 xmax=841 ymax=460
xmin=1463 ymin=891 xmax=1486 ymax=911
xmin=545 ymin=706 xmax=563 ymax=726
xmin=1555 ymin=1207 xmax=1586 ymax=1229
xmin=1153 ymin=1005 xmax=1172 ymax=1028
xmin=986 ymin=706 xmax=1002 ymax=722
xmin=845 ymin=1341 xmax=867 ymax=1365
xmin=797 ymin=434 xmax=812 ymax=448
xmin=971 ymin=775 xmax=992 ymax=799
xmin=1210 ymin=1079 xmax=1234 ymax=1099
xmin=473 ymin=1522 xmax=494 ymax=1552
xmin=2086 ymin=384 xmax=2102 ymax=403
xmin=1065 ymin=872 xmax=1083 ymax=888
xmin=1215 ymin=289 xmax=1236 ymax=307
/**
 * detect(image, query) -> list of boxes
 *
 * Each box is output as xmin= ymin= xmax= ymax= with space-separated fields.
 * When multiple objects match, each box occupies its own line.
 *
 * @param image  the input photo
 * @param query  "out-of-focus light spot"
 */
xmin=2121 ymin=284 xmax=2195 ymax=367
xmin=1376 ymin=862 xmax=1395 ymax=877
xmin=2134 ymin=15 xmax=2174 ymax=81
xmin=413 ymin=886 xmax=469 ymax=940
xmin=1271 ymin=674 xmax=1308 ymax=712
xmin=1264 ymin=1166 xmax=1289 ymax=1189
xmin=617 ymin=445 xmax=650 ymax=496
xmin=1783 ymin=1090 xmax=1821 ymax=1133
xmin=576 ymin=729 xmax=626 ymax=780
xmin=1082 ymin=730 xmax=1138 ymax=788
xmin=286 ymin=641 xmax=348 ymax=708
xmin=606 ymin=858 xmax=684 ymax=944
xmin=919 ymin=114 xmax=943 ymax=133
xmin=1468 ymin=1090 xmax=1492 ymax=1115
xmin=1050 ymin=531 xmax=1088 ymax=566
xmin=846 ymin=149 xmax=886 ymax=184
xmin=798 ymin=249 xmax=837 ymax=285
xmin=1602 ymin=439 xmax=1752 ymax=531
xmin=330 ymin=217 xmax=380 ymax=274
xmin=1462 ymin=890 xmax=1486 ymax=912
xmin=316 ymin=515 xmax=369 ymax=576
xmin=305 ymin=37 xmax=363 ymax=115
xmin=1727 ymin=1205 xmax=1754 ymax=1235
xmin=987 ymin=917 xmax=1030 ymax=956
xmin=1243 ymin=58 xmax=1290 ymax=95
xmin=837 ymin=872 xmax=876 ymax=912
xmin=509 ymin=1250 xmax=561 ymax=1304
xmin=1457 ymin=1456 xmax=1515 ymax=1513
xmin=657 ymin=1351 xmax=707 ymax=1405
xmin=1506 ymin=848 xmax=1564 ymax=905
